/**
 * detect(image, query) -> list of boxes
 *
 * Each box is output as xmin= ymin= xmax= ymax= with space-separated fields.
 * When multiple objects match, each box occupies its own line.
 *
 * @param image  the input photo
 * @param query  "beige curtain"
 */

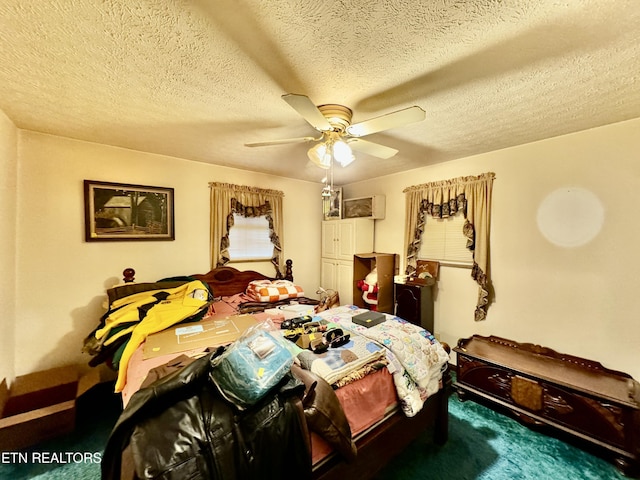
xmin=403 ymin=172 xmax=495 ymax=321
xmin=209 ymin=182 xmax=285 ymax=277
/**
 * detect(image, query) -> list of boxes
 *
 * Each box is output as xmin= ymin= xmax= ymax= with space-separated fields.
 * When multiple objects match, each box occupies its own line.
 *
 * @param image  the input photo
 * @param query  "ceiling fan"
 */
xmin=245 ymin=94 xmax=426 ymax=169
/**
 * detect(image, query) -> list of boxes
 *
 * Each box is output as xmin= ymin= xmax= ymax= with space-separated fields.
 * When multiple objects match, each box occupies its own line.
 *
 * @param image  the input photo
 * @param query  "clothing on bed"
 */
xmin=102 ymin=350 xmax=312 ymax=480
xmin=92 ymin=280 xmax=213 ymax=392
xmin=119 ymin=301 xmax=281 ymax=407
xmin=128 ymin=350 xmax=361 ymax=466
xmin=290 ymin=364 xmax=357 ymax=462
xmin=139 ymin=354 xmax=197 ymax=389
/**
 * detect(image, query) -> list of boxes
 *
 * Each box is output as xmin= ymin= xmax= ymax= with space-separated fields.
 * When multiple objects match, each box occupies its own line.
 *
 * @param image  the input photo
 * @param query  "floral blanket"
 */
xmin=296 ymin=330 xmax=386 ymax=385
xmin=277 ymin=325 xmax=386 ymax=386
xmin=315 ymin=305 xmax=450 ymax=417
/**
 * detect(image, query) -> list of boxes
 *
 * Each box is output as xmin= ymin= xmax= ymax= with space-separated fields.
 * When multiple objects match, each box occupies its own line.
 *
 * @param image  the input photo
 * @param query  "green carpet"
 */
xmin=375 ymin=392 xmax=628 ymax=480
xmin=0 ymin=382 xmax=121 ymax=480
xmin=0 ymin=381 xmax=631 ymax=479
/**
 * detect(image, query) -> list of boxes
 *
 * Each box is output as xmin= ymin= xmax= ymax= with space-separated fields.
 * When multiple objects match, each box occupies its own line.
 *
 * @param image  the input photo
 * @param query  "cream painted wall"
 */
xmin=14 ymin=132 xmax=322 ymax=376
xmin=9 ymin=119 xmax=640 ymax=382
xmin=344 ymin=118 xmax=640 ymax=380
xmin=0 ymin=111 xmax=18 ymax=384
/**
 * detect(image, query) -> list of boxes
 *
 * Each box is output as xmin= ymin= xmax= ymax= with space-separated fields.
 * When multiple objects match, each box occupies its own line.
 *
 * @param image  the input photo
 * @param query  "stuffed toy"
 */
xmin=357 ymin=267 xmax=379 ymax=311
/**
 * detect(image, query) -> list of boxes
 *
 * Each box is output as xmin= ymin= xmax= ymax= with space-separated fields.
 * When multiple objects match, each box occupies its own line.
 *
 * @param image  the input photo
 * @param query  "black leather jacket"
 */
xmin=101 ymin=349 xmax=311 ymax=479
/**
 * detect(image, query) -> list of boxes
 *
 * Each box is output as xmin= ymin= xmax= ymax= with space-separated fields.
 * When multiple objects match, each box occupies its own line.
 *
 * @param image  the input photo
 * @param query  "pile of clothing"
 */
xmin=82 ymin=278 xmax=213 ymax=392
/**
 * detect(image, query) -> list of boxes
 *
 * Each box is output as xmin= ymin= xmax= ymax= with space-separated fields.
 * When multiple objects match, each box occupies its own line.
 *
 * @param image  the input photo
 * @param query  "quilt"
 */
xmin=295 ymin=330 xmax=387 ymax=386
xmin=314 ymin=306 xmax=450 ymax=417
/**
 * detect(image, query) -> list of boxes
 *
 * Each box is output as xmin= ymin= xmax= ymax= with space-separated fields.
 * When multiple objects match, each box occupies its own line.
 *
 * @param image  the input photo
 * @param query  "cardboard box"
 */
xmin=353 ymin=253 xmax=399 ymax=313
xmin=143 ymin=314 xmax=259 ymax=359
xmin=0 ymin=365 xmax=100 ymax=451
xmin=352 ymin=311 xmax=386 ymax=328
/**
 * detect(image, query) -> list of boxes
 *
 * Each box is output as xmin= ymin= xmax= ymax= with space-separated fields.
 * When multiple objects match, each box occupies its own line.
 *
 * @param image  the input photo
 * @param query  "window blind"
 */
xmin=419 ymin=213 xmax=472 ymax=266
xmin=228 ymin=214 xmax=273 ymax=261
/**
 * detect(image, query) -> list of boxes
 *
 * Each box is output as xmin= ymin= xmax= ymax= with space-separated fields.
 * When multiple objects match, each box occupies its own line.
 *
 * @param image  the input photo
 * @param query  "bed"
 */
xmin=91 ymin=261 xmax=450 ymax=480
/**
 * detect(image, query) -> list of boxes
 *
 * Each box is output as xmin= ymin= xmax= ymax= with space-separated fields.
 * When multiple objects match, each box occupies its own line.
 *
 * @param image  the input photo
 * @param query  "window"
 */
xmin=404 ymin=172 xmax=494 ymax=320
xmin=227 ymin=214 xmax=273 ymax=261
xmin=419 ymin=213 xmax=473 ymax=266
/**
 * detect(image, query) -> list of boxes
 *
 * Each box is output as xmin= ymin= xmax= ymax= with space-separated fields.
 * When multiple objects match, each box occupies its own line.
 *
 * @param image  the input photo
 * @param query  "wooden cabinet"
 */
xmin=321 ymin=219 xmax=374 ymax=304
xmin=453 ymin=335 xmax=640 ymax=475
xmin=353 ymin=253 xmax=398 ymax=314
xmin=394 ymin=281 xmax=434 ymax=333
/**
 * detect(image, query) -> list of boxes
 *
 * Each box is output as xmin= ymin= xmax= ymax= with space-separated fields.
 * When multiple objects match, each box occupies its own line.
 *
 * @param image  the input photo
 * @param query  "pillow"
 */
xmin=246 ymin=279 xmax=305 ymax=302
xmin=290 ymin=364 xmax=357 ymax=462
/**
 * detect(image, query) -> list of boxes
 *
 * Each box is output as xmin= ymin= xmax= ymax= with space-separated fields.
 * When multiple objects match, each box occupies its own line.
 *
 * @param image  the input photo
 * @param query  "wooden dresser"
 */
xmin=453 ymin=335 xmax=640 ymax=475
xmin=394 ymin=281 xmax=434 ymax=333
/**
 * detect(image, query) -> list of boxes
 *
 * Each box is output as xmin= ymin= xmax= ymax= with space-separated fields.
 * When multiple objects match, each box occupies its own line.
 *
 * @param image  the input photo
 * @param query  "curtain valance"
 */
xmin=209 ymin=183 xmax=284 ymax=276
xmin=403 ymin=172 xmax=495 ymax=321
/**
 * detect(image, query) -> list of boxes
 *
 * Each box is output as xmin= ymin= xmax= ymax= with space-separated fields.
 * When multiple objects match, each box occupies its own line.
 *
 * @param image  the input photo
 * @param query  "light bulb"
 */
xmin=308 ymin=143 xmax=331 ymax=169
xmin=333 ymin=140 xmax=354 ymax=167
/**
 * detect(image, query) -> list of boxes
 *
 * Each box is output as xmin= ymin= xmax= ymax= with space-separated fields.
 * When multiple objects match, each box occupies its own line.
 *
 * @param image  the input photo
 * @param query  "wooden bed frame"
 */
xmin=190 ymin=259 xmax=294 ymax=297
xmin=121 ymin=260 xmax=450 ymax=479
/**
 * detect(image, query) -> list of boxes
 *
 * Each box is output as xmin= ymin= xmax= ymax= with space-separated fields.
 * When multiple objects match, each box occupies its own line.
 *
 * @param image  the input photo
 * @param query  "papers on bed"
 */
xmin=143 ymin=314 xmax=260 ymax=359
xmin=264 ymin=304 xmax=315 ymax=319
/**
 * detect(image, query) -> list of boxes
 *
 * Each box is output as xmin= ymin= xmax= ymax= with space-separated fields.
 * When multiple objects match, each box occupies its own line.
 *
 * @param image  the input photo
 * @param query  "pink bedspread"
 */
xmin=310 ymin=368 xmax=397 ymax=464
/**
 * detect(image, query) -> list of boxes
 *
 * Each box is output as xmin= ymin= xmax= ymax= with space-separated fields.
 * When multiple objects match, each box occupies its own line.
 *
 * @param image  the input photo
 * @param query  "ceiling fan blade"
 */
xmin=346 ymin=106 xmax=426 ymax=137
xmin=245 ymin=136 xmax=319 ymax=147
xmin=282 ymin=94 xmax=332 ymax=132
xmin=348 ymin=138 xmax=399 ymax=159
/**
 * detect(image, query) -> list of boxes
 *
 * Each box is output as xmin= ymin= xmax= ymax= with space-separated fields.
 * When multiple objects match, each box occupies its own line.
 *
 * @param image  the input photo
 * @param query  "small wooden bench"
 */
xmin=453 ymin=335 xmax=640 ymax=476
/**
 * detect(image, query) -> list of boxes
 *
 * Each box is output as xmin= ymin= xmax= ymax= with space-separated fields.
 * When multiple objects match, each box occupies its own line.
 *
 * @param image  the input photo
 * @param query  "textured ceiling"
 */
xmin=1 ymin=1 xmax=639 ymax=185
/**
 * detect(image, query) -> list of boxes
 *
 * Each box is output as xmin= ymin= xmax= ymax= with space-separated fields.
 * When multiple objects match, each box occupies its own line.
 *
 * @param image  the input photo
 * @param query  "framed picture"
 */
xmin=84 ymin=180 xmax=175 ymax=241
xmin=343 ymin=195 xmax=386 ymax=219
xmin=322 ymin=187 xmax=342 ymax=220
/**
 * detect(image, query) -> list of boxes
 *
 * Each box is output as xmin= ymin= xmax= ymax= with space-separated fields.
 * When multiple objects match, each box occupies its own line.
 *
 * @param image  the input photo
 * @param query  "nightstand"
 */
xmin=394 ymin=281 xmax=434 ymax=333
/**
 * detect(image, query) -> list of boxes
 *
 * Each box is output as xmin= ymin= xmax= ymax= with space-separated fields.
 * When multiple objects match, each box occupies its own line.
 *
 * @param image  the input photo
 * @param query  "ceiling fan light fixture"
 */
xmin=332 ymin=139 xmax=355 ymax=167
xmin=307 ymin=142 xmax=331 ymax=169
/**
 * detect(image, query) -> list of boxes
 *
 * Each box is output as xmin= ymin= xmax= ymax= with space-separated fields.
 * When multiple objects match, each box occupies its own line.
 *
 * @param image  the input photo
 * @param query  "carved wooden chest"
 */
xmin=453 ymin=335 xmax=640 ymax=475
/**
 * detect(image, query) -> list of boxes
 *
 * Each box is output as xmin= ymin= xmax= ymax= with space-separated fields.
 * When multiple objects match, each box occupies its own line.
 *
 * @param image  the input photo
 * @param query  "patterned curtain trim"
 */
xmin=404 ymin=172 xmax=495 ymax=321
xmin=210 ymin=183 xmax=285 ymax=276
xmin=406 ymin=193 xmax=468 ymax=275
xmin=218 ymin=199 xmax=284 ymax=278
xmin=472 ymin=262 xmax=489 ymax=321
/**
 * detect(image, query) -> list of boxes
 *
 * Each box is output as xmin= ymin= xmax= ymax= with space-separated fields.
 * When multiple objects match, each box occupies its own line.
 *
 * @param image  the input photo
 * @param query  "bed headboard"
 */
xmin=121 ymin=259 xmax=294 ymax=298
xmin=190 ymin=267 xmax=271 ymax=297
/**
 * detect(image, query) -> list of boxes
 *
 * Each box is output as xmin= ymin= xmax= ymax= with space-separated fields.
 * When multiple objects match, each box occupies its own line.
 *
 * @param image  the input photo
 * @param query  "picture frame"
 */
xmin=322 ymin=187 xmax=342 ymax=220
xmin=343 ymin=195 xmax=386 ymax=219
xmin=84 ymin=180 xmax=175 ymax=241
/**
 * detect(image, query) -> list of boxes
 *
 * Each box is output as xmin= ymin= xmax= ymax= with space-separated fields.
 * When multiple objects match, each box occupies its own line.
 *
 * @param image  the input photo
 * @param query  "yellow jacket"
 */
xmin=95 ymin=280 xmax=212 ymax=392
